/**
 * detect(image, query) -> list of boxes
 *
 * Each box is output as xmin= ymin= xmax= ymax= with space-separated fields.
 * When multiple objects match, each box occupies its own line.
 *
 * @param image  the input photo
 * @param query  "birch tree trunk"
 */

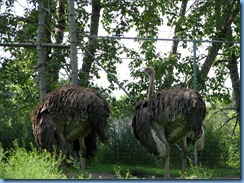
xmin=37 ymin=0 xmax=46 ymax=100
xmin=78 ymin=0 xmax=101 ymax=87
xmin=68 ymin=0 xmax=78 ymax=85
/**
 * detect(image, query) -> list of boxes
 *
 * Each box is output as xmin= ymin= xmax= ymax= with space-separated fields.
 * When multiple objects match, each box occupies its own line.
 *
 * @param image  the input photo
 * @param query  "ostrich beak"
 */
xmin=141 ymin=67 xmax=147 ymax=73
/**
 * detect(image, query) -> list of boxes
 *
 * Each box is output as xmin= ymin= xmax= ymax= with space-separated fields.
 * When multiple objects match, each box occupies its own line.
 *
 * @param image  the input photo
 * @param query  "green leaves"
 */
xmin=0 ymin=0 xmax=240 ymax=152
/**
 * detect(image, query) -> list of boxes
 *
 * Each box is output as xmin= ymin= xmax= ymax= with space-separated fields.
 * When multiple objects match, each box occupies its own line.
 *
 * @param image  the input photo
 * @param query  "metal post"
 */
xmin=193 ymin=40 xmax=197 ymax=90
xmin=193 ymin=40 xmax=198 ymax=167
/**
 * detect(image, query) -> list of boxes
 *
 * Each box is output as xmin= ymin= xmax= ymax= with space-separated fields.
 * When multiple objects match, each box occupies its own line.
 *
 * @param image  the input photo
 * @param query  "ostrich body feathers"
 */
xmin=31 ymin=85 xmax=110 ymax=159
xmin=132 ymin=88 xmax=206 ymax=156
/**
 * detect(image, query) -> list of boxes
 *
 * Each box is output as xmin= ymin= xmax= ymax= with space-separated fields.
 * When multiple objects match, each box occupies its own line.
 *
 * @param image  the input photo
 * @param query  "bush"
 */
xmin=197 ymin=124 xmax=229 ymax=168
xmin=0 ymin=145 xmax=5 ymax=178
xmin=90 ymin=117 xmax=236 ymax=170
xmin=1 ymin=141 xmax=67 ymax=179
xmin=89 ymin=119 xmax=159 ymax=166
xmin=227 ymin=127 xmax=240 ymax=168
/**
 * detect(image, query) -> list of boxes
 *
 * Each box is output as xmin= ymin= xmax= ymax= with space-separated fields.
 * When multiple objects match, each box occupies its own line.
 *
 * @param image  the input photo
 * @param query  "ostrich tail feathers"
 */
xmin=187 ymin=108 xmax=203 ymax=133
xmin=194 ymin=126 xmax=205 ymax=150
xmin=187 ymin=95 xmax=206 ymax=134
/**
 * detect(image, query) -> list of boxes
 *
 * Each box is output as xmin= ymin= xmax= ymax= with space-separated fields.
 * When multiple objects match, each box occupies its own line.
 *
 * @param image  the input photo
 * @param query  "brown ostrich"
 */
xmin=31 ymin=85 xmax=110 ymax=171
xmin=132 ymin=67 xmax=206 ymax=178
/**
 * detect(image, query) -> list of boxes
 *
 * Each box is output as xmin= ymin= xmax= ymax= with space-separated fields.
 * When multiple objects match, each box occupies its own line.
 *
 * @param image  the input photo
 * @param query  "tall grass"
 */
xmin=0 ymin=141 xmax=67 ymax=179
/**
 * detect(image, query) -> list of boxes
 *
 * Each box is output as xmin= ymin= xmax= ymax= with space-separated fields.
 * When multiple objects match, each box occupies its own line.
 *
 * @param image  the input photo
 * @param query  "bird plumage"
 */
xmin=31 ymin=85 xmax=110 ymax=170
xmin=132 ymin=101 xmax=158 ymax=156
xmin=149 ymin=88 xmax=206 ymax=143
xmin=132 ymin=67 xmax=206 ymax=178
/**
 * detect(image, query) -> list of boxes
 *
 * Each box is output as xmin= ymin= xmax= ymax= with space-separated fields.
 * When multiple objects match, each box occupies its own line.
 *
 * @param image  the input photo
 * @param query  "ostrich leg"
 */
xmin=182 ymin=136 xmax=188 ymax=173
xmin=55 ymin=125 xmax=68 ymax=160
xmin=77 ymin=137 xmax=87 ymax=175
xmin=151 ymin=122 xmax=171 ymax=178
xmin=165 ymin=146 xmax=171 ymax=179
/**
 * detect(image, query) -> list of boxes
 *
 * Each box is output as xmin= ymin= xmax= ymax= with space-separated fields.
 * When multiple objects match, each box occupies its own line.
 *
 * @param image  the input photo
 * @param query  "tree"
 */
xmin=0 ymin=0 xmax=240 ymax=140
xmin=68 ymin=0 xmax=78 ymax=85
xmin=36 ymin=0 xmax=46 ymax=100
xmin=78 ymin=0 xmax=102 ymax=87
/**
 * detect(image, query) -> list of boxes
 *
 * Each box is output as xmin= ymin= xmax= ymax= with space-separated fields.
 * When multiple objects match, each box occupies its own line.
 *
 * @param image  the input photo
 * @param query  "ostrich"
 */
xmin=31 ymin=85 xmax=110 ymax=171
xmin=132 ymin=67 xmax=206 ymax=178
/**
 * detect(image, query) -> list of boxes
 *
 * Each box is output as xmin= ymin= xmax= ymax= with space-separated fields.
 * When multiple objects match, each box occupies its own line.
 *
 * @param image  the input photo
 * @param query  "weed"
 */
xmin=114 ymin=165 xmax=138 ymax=179
xmin=180 ymin=164 xmax=212 ymax=179
xmin=1 ymin=140 xmax=67 ymax=179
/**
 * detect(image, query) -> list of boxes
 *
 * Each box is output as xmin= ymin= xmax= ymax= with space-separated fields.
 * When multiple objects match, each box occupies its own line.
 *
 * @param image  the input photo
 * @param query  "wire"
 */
xmin=78 ymin=42 xmax=137 ymax=104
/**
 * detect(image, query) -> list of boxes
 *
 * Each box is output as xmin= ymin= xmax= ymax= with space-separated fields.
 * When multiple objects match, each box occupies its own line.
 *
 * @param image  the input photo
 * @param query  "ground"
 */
xmin=90 ymin=172 xmax=117 ymax=179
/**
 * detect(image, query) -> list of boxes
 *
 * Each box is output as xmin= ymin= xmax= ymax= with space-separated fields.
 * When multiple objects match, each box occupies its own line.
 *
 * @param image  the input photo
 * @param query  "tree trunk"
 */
xmin=171 ymin=0 xmax=188 ymax=54
xmin=226 ymin=28 xmax=240 ymax=126
xmin=45 ymin=0 xmax=66 ymax=92
xmin=55 ymin=0 xmax=65 ymax=44
xmin=78 ymin=0 xmax=101 ymax=87
xmin=68 ymin=0 xmax=78 ymax=85
xmin=198 ymin=1 xmax=240 ymax=88
xmin=37 ymin=0 xmax=46 ymax=100
xmin=228 ymin=50 xmax=240 ymax=125
xmin=198 ymin=41 xmax=223 ymax=85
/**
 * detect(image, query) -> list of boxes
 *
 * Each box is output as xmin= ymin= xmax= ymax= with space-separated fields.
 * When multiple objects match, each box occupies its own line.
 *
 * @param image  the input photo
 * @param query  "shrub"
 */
xmin=227 ymin=127 xmax=240 ymax=168
xmin=1 ymin=141 xmax=67 ymax=179
xmin=197 ymin=124 xmax=229 ymax=168
xmin=180 ymin=164 xmax=212 ymax=179
xmin=90 ymin=119 xmax=159 ymax=166
xmin=0 ymin=145 xmax=5 ymax=178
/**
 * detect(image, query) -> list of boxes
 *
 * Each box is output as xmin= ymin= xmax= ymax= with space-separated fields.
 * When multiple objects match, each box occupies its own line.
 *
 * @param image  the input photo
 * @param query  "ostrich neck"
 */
xmin=148 ymin=74 xmax=155 ymax=100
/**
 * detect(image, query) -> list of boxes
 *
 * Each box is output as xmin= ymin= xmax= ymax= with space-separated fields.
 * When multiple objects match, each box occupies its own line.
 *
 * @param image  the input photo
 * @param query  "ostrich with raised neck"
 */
xmin=144 ymin=67 xmax=155 ymax=100
xmin=132 ymin=66 xmax=206 ymax=178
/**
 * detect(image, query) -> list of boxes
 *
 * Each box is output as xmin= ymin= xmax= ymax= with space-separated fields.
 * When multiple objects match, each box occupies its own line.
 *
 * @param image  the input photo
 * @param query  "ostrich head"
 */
xmin=143 ymin=67 xmax=155 ymax=100
xmin=144 ymin=66 xmax=155 ymax=77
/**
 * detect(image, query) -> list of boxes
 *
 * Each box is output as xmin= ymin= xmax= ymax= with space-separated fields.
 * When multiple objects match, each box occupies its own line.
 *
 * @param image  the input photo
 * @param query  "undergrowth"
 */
xmin=0 ymin=141 xmax=67 ymax=179
xmin=180 ymin=164 xmax=212 ymax=179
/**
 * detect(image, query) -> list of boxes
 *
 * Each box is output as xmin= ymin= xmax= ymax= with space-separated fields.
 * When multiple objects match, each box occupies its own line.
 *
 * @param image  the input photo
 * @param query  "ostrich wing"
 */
xmin=132 ymin=101 xmax=158 ymax=155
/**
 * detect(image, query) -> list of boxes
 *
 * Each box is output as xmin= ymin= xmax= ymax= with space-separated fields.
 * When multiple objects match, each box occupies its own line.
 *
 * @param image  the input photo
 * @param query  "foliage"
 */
xmin=89 ymin=120 xmax=159 ymax=166
xmin=90 ymin=99 xmax=240 ymax=170
xmin=192 ymin=124 xmax=229 ymax=168
xmin=1 ymin=141 xmax=67 ymax=179
xmin=180 ymin=164 xmax=212 ymax=179
xmin=114 ymin=165 xmax=138 ymax=179
xmin=196 ymin=105 xmax=240 ymax=168
xmin=0 ymin=144 xmax=5 ymax=178
xmin=0 ymin=0 xmax=240 ymax=176
xmin=85 ymin=164 xmax=239 ymax=179
xmin=226 ymin=127 xmax=240 ymax=168
xmin=0 ymin=0 xmax=240 ymax=103
xmin=110 ymin=96 xmax=135 ymax=119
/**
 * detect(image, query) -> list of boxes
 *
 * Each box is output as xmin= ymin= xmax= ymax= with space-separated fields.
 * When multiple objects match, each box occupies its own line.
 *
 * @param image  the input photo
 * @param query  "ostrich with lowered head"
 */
xmin=31 ymin=85 xmax=110 ymax=172
xmin=132 ymin=67 xmax=206 ymax=178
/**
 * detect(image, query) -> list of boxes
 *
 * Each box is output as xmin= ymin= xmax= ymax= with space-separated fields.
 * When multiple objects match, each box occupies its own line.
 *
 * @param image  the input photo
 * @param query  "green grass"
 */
xmin=81 ymin=163 xmax=240 ymax=179
xmin=0 ymin=142 xmax=239 ymax=179
xmin=0 ymin=142 xmax=67 ymax=179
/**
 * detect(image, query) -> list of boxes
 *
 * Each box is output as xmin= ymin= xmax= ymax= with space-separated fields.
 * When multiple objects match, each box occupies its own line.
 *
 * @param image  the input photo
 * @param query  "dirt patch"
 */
xmin=89 ymin=172 xmax=117 ymax=179
xmin=88 ymin=172 xmax=162 ymax=179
